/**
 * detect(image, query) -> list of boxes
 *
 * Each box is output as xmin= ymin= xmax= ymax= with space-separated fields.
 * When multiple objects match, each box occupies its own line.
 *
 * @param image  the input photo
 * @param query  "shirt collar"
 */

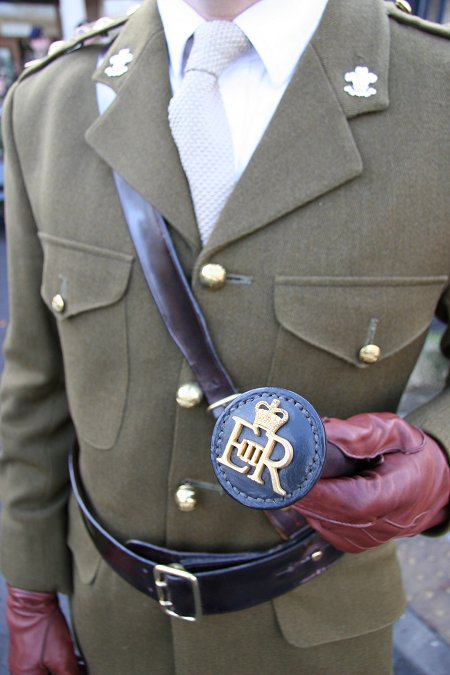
xmin=157 ymin=0 xmax=202 ymax=82
xmin=157 ymin=0 xmax=329 ymax=87
xmin=236 ymin=0 xmax=328 ymax=86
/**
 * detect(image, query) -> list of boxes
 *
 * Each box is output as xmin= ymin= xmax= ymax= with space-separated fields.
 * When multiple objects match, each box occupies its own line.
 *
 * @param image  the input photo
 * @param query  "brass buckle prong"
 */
xmin=153 ymin=564 xmax=202 ymax=622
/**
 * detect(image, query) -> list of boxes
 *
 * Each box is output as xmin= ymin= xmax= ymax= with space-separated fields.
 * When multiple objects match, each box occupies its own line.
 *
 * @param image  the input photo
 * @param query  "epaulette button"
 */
xmin=395 ymin=0 xmax=413 ymax=14
xmin=48 ymin=40 xmax=66 ymax=56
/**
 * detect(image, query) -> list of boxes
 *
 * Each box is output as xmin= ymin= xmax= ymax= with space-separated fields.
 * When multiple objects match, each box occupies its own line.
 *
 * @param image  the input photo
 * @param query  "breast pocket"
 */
xmin=39 ymin=233 xmax=134 ymax=449
xmin=270 ymin=275 xmax=448 ymax=416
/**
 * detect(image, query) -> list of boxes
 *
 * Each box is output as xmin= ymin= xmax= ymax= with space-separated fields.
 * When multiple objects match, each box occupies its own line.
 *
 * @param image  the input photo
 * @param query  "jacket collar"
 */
xmin=86 ymin=0 xmax=390 ymax=255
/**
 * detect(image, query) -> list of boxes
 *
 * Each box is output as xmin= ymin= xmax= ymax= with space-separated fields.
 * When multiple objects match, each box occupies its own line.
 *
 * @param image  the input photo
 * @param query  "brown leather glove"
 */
xmin=7 ymin=585 xmax=83 ymax=675
xmin=267 ymin=413 xmax=450 ymax=553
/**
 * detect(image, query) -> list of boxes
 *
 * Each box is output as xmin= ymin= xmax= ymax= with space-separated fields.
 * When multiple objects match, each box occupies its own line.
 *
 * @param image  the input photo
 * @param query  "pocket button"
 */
xmin=175 ymin=484 xmax=198 ymax=512
xmin=51 ymin=294 xmax=66 ymax=313
xmin=176 ymin=382 xmax=204 ymax=408
xmin=199 ymin=264 xmax=226 ymax=290
xmin=358 ymin=344 xmax=381 ymax=364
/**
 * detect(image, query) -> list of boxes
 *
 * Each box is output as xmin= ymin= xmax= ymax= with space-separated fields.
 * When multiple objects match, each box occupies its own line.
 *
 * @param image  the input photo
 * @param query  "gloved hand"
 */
xmin=7 ymin=585 xmax=84 ymax=675
xmin=267 ymin=413 xmax=450 ymax=553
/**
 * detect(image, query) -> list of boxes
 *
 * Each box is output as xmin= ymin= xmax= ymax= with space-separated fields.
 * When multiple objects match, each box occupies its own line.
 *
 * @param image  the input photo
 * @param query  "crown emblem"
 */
xmin=254 ymin=399 xmax=288 ymax=434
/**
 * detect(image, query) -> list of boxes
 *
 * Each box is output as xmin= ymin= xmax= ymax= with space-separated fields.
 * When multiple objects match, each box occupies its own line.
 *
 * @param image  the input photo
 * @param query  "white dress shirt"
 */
xmin=157 ymin=0 xmax=329 ymax=180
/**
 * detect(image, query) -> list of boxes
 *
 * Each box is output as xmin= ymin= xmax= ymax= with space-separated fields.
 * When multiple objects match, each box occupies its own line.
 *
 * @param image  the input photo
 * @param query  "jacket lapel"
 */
xmin=85 ymin=0 xmax=390 ymax=255
xmin=204 ymin=0 xmax=390 ymax=254
xmin=85 ymin=0 xmax=200 ymax=250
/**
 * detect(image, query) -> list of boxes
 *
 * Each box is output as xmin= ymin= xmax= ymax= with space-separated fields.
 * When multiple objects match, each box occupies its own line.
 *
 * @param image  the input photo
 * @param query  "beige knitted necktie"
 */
xmin=168 ymin=21 xmax=251 ymax=244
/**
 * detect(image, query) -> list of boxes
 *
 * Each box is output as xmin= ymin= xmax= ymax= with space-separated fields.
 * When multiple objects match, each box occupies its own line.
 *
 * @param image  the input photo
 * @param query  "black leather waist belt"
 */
xmin=70 ymin=443 xmax=342 ymax=621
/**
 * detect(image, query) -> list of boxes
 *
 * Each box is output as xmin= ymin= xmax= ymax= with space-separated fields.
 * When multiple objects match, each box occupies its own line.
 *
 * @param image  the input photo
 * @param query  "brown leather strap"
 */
xmin=113 ymin=173 xmax=361 ymax=478
xmin=113 ymin=173 xmax=236 ymax=417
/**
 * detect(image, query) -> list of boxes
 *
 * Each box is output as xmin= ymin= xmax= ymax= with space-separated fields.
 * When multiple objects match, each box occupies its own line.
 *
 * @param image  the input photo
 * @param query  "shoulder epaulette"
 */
xmin=18 ymin=7 xmax=138 ymax=82
xmin=386 ymin=0 xmax=450 ymax=40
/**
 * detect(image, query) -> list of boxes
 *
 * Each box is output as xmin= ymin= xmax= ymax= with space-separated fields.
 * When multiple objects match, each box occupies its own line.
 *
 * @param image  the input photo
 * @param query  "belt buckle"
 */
xmin=153 ymin=564 xmax=202 ymax=622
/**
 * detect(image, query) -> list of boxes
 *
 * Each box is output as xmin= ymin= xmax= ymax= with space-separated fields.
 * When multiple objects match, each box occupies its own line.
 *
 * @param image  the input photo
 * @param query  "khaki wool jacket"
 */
xmin=1 ymin=0 xmax=450 ymax=673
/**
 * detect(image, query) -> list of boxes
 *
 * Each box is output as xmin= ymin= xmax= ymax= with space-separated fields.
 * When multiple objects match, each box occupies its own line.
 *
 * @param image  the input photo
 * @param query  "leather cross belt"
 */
xmin=70 ymin=443 xmax=342 ymax=621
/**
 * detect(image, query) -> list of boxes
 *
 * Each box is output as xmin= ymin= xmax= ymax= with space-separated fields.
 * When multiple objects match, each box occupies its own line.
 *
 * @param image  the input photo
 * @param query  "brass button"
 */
xmin=175 ymin=484 xmax=198 ymax=512
xmin=199 ymin=264 xmax=226 ymax=290
xmin=176 ymin=382 xmax=203 ymax=408
xmin=395 ymin=0 xmax=412 ymax=13
xmin=358 ymin=344 xmax=381 ymax=365
xmin=51 ymin=294 xmax=66 ymax=313
xmin=311 ymin=550 xmax=323 ymax=563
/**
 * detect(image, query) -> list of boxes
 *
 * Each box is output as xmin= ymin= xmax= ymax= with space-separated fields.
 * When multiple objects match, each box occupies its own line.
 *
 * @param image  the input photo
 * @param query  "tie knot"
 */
xmin=186 ymin=21 xmax=251 ymax=79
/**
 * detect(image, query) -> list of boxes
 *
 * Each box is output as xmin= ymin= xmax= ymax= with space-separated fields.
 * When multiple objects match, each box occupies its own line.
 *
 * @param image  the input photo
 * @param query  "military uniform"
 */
xmin=1 ymin=0 xmax=450 ymax=673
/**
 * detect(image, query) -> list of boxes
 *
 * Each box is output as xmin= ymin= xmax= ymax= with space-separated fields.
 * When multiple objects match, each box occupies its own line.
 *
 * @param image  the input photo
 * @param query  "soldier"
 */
xmin=1 ymin=0 xmax=450 ymax=673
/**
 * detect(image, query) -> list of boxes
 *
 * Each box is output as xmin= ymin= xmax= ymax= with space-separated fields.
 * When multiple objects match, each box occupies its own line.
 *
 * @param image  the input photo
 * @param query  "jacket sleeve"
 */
xmin=403 ymin=284 xmax=450 ymax=533
xmin=0 ymin=83 xmax=74 ymax=593
xmin=405 ymin=286 xmax=450 ymax=449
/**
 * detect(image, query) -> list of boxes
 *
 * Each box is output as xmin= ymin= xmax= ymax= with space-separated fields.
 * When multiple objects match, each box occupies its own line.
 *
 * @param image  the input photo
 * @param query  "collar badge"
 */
xmin=104 ymin=48 xmax=133 ymax=77
xmin=344 ymin=66 xmax=378 ymax=98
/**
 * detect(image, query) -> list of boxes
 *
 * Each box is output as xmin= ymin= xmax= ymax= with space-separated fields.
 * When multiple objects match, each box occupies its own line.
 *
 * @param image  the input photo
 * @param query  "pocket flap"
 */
xmin=274 ymin=543 xmax=406 ymax=647
xmin=274 ymin=276 xmax=448 ymax=366
xmin=39 ymin=233 xmax=134 ymax=318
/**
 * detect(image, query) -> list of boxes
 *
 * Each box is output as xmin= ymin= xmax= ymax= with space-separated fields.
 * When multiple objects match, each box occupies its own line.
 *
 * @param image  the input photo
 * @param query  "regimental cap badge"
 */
xmin=104 ymin=47 xmax=133 ymax=77
xmin=210 ymin=388 xmax=327 ymax=510
xmin=344 ymin=66 xmax=378 ymax=98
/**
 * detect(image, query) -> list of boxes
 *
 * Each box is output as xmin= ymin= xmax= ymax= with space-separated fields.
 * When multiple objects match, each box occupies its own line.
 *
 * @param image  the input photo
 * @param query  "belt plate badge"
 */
xmin=210 ymin=388 xmax=327 ymax=509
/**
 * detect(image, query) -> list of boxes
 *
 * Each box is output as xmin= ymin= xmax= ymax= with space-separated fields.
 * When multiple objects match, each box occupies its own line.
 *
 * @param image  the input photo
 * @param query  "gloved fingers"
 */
xmin=9 ymin=661 xmax=47 ymax=675
xmin=298 ymin=441 xmax=449 ymax=527
xmin=300 ymin=509 xmax=450 ymax=555
xmin=298 ymin=453 xmax=415 ymax=526
xmin=272 ymin=414 xmax=450 ymax=551
xmin=265 ymin=444 xmax=445 ymax=541
xmin=295 ymin=436 xmax=450 ymax=552
xmin=41 ymin=611 xmax=83 ymax=675
xmin=323 ymin=413 xmax=426 ymax=460
xmin=302 ymin=511 xmax=434 ymax=553
xmin=7 ymin=587 xmax=82 ymax=675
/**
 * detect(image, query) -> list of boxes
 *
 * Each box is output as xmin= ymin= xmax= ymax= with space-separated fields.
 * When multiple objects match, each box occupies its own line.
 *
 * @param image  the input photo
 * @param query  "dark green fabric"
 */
xmin=1 ymin=0 xmax=449 ymax=671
